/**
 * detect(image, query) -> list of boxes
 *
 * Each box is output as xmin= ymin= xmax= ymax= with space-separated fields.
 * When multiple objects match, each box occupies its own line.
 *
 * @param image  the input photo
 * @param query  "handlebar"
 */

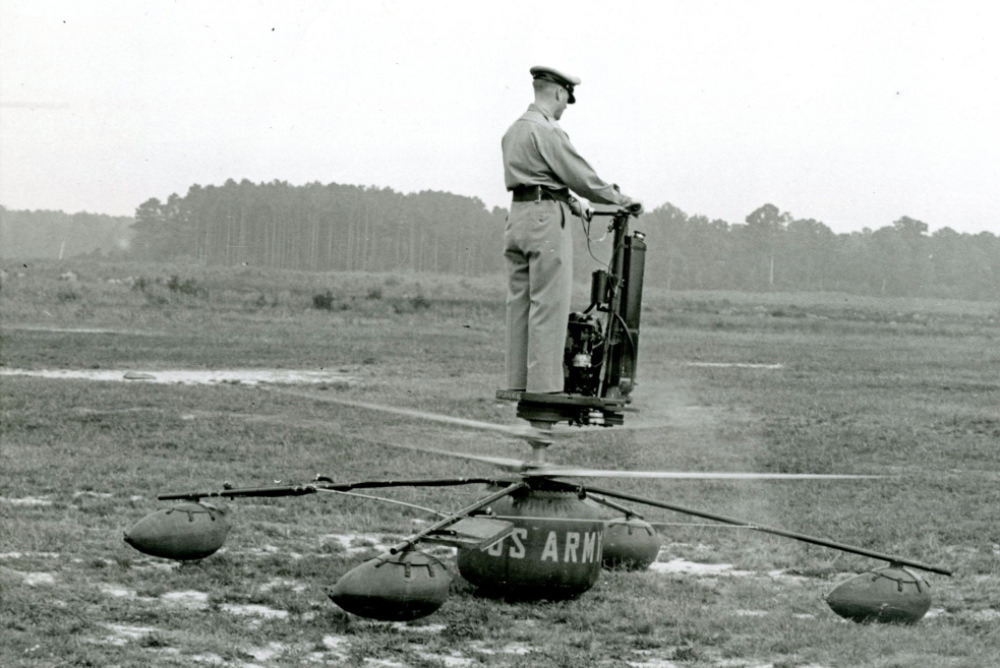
xmin=591 ymin=203 xmax=642 ymax=219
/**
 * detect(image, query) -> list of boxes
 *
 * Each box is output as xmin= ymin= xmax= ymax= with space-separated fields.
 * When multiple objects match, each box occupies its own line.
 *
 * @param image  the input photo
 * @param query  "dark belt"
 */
xmin=511 ymin=184 xmax=571 ymax=204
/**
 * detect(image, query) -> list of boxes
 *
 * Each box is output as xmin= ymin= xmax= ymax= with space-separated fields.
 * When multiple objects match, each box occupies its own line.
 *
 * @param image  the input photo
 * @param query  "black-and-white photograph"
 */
xmin=2 ymin=1 xmax=997 ymax=666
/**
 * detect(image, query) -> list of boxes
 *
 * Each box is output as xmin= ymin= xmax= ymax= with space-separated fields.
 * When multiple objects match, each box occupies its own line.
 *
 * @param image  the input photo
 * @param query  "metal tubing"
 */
xmin=586 ymin=492 xmax=645 ymax=519
xmin=158 ymin=477 xmax=504 ymax=502
xmin=583 ymin=484 xmax=953 ymax=576
xmin=388 ymin=481 xmax=529 ymax=554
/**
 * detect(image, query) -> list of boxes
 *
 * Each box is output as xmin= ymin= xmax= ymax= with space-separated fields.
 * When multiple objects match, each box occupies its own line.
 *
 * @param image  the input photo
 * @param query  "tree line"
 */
xmin=131 ymin=180 xmax=997 ymax=300
xmin=131 ymin=180 xmax=506 ymax=275
xmin=3 ymin=181 xmax=997 ymax=301
xmin=638 ymin=202 xmax=999 ymax=300
xmin=0 ymin=206 xmax=133 ymax=259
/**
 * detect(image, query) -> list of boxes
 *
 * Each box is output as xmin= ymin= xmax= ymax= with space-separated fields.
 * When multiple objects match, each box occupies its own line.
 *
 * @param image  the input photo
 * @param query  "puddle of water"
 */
xmin=469 ymin=642 xmax=532 ymax=656
xmin=10 ymin=571 xmax=58 ymax=586
xmin=101 ymin=623 xmax=160 ymax=646
xmin=244 ymin=545 xmax=304 ymax=560
xmin=99 ymin=584 xmax=135 ymax=598
xmin=365 ymin=659 xmax=408 ymax=668
xmin=131 ymin=560 xmax=179 ymax=574
xmin=74 ymin=490 xmax=113 ymax=499
xmin=106 ymin=623 xmax=158 ymax=637
xmin=627 ymin=656 xmax=681 ymax=668
xmin=260 ymin=577 xmax=308 ymax=593
xmin=220 ymin=603 xmax=290 ymax=620
xmin=319 ymin=533 xmax=398 ymax=555
xmin=649 ymin=559 xmax=816 ymax=585
xmin=649 ymin=558 xmax=751 ymax=576
xmin=245 ymin=641 xmax=290 ymax=662
xmin=685 ymin=362 xmax=784 ymax=370
xmin=188 ymin=652 xmax=225 ymax=665
xmin=3 ymin=325 xmax=165 ymax=336
xmin=0 ymin=368 xmax=359 ymax=387
xmin=162 ymin=590 xmax=210 ymax=610
xmin=0 ymin=496 xmax=54 ymax=506
xmin=389 ymin=622 xmax=447 ymax=634
xmin=0 ymin=551 xmax=60 ymax=559
xmin=413 ymin=650 xmax=474 ymax=667
xmin=321 ymin=634 xmax=350 ymax=659
xmin=95 ymin=584 xmax=213 ymax=611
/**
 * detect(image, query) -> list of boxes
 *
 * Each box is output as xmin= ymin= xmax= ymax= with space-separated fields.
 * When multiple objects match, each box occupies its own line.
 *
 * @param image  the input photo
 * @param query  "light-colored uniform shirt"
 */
xmin=502 ymin=104 xmax=632 ymax=207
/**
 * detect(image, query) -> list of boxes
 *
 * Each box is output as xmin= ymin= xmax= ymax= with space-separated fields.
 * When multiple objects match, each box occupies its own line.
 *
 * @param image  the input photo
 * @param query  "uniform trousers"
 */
xmin=503 ymin=199 xmax=573 ymax=393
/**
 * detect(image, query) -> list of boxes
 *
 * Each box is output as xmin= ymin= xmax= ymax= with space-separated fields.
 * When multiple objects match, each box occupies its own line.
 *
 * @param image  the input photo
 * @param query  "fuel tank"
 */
xmin=825 ymin=565 xmax=932 ymax=624
xmin=457 ymin=486 xmax=605 ymax=599
xmin=124 ymin=502 xmax=230 ymax=561
xmin=602 ymin=516 xmax=661 ymax=570
xmin=328 ymin=550 xmax=451 ymax=621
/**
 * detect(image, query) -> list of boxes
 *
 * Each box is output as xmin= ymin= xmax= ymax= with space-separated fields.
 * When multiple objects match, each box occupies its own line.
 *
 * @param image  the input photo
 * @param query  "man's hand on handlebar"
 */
xmin=591 ymin=200 xmax=643 ymax=219
xmin=569 ymin=198 xmax=595 ymax=222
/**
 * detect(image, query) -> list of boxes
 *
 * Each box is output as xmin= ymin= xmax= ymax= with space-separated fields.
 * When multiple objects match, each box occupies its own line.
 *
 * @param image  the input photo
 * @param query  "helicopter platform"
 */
xmin=495 ymin=390 xmax=630 ymax=427
xmin=420 ymin=516 xmax=515 ymax=550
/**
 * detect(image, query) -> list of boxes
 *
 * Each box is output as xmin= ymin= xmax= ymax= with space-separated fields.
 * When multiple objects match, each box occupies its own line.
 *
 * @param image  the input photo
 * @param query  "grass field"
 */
xmin=1 ymin=259 xmax=999 ymax=667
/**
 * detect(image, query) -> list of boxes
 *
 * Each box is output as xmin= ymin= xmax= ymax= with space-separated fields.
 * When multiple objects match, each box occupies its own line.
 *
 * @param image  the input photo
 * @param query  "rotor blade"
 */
xmin=197 ymin=410 xmax=871 ymax=481
xmin=203 ymin=408 xmax=535 ymax=473
xmin=524 ymin=467 xmax=881 ymax=480
xmin=584 ymin=483 xmax=953 ymax=576
xmin=263 ymin=387 xmax=556 ymax=443
xmin=360 ymin=438 xmax=531 ymax=472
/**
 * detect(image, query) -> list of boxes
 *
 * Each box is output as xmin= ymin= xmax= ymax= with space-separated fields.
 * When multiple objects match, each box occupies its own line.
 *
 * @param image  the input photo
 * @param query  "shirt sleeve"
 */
xmin=533 ymin=125 xmax=631 ymax=206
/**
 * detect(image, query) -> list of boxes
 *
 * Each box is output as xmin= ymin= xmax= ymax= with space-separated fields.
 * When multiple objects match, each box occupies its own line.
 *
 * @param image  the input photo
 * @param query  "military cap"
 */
xmin=530 ymin=65 xmax=580 ymax=104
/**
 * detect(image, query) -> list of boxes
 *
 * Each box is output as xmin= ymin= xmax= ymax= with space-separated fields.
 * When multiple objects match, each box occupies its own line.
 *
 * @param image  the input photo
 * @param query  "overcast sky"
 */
xmin=2 ymin=0 xmax=998 ymax=234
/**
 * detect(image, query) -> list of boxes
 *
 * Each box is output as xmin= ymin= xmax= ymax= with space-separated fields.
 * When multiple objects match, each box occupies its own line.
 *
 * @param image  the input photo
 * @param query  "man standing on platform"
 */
xmin=501 ymin=65 xmax=642 ymax=394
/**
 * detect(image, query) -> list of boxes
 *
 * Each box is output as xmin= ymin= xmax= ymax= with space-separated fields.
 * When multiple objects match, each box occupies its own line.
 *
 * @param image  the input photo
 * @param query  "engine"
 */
xmin=504 ymin=208 xmax=645 ymax=428
xmin=564 ymin=311 xmax=605 ymax=396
